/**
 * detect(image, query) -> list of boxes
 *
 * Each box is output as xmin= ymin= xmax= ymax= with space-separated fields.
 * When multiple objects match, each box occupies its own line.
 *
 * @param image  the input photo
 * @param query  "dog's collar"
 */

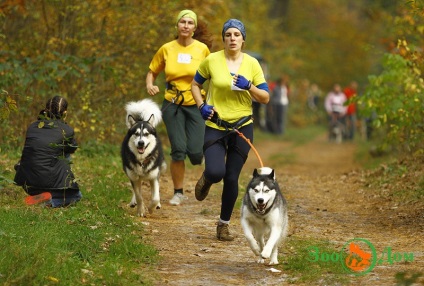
xmin=139 ymin=154 xmax=154 ymax=168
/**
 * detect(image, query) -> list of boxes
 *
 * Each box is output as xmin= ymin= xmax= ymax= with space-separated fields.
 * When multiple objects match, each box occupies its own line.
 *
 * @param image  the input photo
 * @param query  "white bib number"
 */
xmin=177 ymin=53 xmax=191 ymax=64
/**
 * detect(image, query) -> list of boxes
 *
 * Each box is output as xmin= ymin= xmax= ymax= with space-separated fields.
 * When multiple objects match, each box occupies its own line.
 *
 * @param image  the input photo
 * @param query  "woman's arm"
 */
xmin=192 ymin=79 xmax=215 ymax=120
xmin=146 ymin=70 xmax=160 ymax=96
xmin=249 ymin=85 xmax=270 ymax=104
xmin=191 ymin=80 xmax=205 ymax=108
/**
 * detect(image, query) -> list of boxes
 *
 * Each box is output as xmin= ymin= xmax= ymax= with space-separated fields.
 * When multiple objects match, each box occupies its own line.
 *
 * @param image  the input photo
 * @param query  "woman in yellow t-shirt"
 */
xmin=192 ymin=19 xmax=270 ymax=241
xmin=146 ymin=10 xmax=211 ymax=206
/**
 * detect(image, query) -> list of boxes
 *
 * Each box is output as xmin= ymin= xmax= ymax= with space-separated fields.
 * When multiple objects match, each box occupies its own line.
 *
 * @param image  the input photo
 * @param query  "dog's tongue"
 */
xmin=257 ymin=203 xmax=267 ymax=211
xmin=137 ymin=147 xmax=145 ymax=154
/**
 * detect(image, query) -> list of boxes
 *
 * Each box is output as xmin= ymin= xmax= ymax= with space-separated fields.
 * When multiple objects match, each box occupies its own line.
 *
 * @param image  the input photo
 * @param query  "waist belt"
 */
xmin=165 ymin=82 xmax=189 ymax=114
xmin=209 ymin=115 xmax=252 ymax=131
xmin=203 ymin=115 xmax=253 ymax=158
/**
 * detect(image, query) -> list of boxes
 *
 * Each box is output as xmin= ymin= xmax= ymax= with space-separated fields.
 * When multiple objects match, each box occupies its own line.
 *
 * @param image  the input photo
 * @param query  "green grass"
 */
xmin=0 ymin=144 xmax=159 ymax=285
xmin=281 ymin=237 xmax=350 ymax=284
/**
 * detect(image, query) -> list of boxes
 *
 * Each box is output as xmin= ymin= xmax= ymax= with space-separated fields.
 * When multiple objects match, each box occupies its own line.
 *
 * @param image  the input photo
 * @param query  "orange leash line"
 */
xmin=234 ymin=129 xmax=264 ymax=168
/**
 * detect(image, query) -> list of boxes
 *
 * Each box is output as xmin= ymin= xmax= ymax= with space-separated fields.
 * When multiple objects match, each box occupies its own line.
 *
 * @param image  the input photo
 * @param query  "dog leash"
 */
xmin=233 ymin=128 xmax=264 ymax=168
xmin=209 ymin=114 xmax=264 ymax=168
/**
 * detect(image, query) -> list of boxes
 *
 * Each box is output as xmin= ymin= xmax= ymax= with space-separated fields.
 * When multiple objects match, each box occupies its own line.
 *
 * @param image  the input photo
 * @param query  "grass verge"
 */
xmin=281 ymin=237 xmax=350 ymax=284
xmin=0 ymin=144 xmax=159 ymax=285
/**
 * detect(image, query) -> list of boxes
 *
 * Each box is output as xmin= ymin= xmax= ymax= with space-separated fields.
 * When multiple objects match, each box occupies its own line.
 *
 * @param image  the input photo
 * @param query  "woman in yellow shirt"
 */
xmin=146 ymin=10 xmax=211 ymax=206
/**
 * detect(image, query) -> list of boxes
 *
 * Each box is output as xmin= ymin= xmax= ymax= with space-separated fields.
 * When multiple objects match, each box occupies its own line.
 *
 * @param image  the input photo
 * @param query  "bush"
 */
xmin=358 ymin=52 xmax=424 ymax=153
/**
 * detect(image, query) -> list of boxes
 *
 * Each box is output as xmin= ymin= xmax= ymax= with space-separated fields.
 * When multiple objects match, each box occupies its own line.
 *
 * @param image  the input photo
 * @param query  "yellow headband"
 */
xmin=176 ymin=9 xmax=197 ymax=27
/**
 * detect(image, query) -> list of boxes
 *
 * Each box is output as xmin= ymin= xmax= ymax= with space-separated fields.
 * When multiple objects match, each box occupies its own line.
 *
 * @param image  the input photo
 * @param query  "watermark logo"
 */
xmin=308 ymin=238 xmax=414 ymax=276
xmin=342 ymin=238 xmax=376 ymax=275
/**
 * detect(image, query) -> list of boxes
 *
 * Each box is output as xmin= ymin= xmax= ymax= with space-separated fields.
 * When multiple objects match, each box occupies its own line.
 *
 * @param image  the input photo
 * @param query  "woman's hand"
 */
xmin=233 ymin=74 xmax=251 ymax=90
xmin=199 ymin=103 xmax=214 ymax=120
xmin=147 ymin=84 xmax=160 ymax=96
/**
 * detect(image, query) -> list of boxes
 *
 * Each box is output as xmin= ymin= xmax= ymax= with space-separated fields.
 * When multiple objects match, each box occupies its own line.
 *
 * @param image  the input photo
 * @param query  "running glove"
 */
xmin=199 ymin=103 xmax=214 ymax=120
xmin=234 ymin=74 xmax=252 ymax=90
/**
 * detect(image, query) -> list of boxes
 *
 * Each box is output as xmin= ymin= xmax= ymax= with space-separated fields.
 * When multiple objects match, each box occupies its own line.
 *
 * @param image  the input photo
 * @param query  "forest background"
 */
xmin=0 ymin=0 xmax=423 ymax=154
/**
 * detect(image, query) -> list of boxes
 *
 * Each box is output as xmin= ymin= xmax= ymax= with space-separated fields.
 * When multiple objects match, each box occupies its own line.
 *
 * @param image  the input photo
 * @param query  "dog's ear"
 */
xmin=253 ymin=168 xmax=259 ymax=177
xmin=128 ymin=115 xmax=137 ymax=127
xmin=268 ymin=169 xmax=275 ymax=181
xmin=147 ymin=114 xmax=155 ymax=126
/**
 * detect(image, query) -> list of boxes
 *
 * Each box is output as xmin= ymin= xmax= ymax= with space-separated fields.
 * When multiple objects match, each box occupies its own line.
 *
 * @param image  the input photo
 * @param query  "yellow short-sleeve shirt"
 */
xmin=149 ymin=39 xmax=210 ymax=106
xmin=196 ymin=50 xmax=267 ymax=129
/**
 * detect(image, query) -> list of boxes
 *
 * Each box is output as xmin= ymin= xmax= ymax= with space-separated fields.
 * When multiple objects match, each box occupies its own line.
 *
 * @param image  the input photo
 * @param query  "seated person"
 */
xmin=14 ymin=96 xmax=82 ymax=207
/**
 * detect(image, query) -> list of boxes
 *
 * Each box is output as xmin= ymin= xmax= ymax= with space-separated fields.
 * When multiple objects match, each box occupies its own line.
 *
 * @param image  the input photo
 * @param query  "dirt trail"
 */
xmin=141 ymin=132 xmax=423 ymax=286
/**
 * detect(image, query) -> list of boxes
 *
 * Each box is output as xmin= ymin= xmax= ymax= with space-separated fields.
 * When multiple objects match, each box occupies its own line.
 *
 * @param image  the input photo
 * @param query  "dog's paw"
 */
xmin=129 ymin=203 xmax=137 ymax=208
xmin=136 ymin=204 xmax=146 ymax=217
xmin=136 ymin=210 xmax=145 ymax=217
xmin=261 ymin=249 xmax=272 ymax=260
xmin=256 ymin=257 xmax=265 ymax=264
xmin=268 ymin=259 xmax=279 ymax=265
xmin=148 ymin=201 xmax=160 ymax=214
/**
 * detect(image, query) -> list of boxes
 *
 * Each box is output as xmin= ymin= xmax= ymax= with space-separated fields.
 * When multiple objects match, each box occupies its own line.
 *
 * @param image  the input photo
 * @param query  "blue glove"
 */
xmin=199 ymin=103 xmax=214 ymax=120
xmin=234 ymin=74 xmax=252 ymax=90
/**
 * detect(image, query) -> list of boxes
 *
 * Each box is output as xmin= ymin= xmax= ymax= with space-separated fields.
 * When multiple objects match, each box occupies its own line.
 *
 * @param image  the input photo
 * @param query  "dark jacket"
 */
xmin=14 ymin=118 xmax=79 ymax=194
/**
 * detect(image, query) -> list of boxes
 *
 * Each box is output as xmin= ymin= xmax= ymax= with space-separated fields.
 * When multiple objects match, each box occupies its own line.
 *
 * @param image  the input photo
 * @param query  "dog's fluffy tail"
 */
xmin=125 ymin=98 xmax=162 ymax=128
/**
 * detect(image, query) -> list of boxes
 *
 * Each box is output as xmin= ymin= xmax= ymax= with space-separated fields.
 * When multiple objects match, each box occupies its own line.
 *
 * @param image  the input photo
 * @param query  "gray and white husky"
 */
xmin=121 ymin=99 xmax=166 ymax=217
xmin=241 ymin=167 xmax=288 ymax=265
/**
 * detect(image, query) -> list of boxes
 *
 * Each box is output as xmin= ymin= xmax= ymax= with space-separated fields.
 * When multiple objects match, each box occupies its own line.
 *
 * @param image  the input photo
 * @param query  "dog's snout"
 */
xmin=137 ymin=141 xmax=145 ymax=148
xmin=257 ymin=198 xmax=264 ymax=204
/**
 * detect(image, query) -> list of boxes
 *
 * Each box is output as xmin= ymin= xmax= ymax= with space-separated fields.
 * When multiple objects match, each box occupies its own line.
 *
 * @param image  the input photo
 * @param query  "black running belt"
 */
xmin=165 ymin=82 xmax=187 ymax=115
xmin=203 ymin=115 xmax=252 ymax=153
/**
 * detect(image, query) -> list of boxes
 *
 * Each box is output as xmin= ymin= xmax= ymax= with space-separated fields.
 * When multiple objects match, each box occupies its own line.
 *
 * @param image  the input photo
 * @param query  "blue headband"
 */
xmin=222 ymin=19 xmax=246 ymax=40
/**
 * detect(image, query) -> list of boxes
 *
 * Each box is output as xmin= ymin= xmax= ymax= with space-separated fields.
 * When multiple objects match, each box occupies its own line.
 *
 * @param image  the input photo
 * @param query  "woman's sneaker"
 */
xmin=169 ymin=193 xmax=186 ymax=206
xmin=216 ymin=222 xmax=234 ymax=241
xmin=195 ymin=173 xmax=212 ymax=201
xmin=25 ymin=192 xmax=52 ymax=206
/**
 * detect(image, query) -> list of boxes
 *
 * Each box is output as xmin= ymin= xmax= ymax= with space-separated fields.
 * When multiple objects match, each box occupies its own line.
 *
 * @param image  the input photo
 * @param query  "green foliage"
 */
xmin=358 ymin=50 xmax=423 ymax=153
xmin=353 ymin=0 xmax=424 ymax=153
xmin=0 ymin=89 xmax=17 ymax=121
xmin=0 ymin=0 xmax=273 ymax=148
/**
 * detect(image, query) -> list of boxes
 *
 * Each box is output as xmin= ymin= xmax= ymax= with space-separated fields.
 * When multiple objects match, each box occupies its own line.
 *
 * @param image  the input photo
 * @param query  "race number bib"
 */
xmin=231 ymin=80 xmax=244 ymax=91
xmin=177 ymin=53 xmax=192 ymax=64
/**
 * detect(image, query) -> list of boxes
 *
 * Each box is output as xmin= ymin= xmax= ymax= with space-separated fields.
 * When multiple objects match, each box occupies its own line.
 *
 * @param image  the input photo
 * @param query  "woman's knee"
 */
xmin=187 ymin=152 xmax=203 ymax=165
xmin=205 ymin=168 xmax=225 ymax=184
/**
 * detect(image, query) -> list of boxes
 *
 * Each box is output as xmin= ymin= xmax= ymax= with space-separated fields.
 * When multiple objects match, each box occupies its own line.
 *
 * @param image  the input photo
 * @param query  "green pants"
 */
xmin=162 ymin=100 xmax=205 ymax=164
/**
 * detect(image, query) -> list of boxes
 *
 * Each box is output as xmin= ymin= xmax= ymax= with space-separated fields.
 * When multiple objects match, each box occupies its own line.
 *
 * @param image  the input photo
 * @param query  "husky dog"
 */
xmin=241 ymin=167 xmax=288 ymax=265
xmin=121 ymin=99 xmax=166 ymax=217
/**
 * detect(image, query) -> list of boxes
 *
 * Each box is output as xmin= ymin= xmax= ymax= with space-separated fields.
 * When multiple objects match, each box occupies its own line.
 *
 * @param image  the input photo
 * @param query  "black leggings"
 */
xmin=203 ymin=124 xmax=253 ymax=221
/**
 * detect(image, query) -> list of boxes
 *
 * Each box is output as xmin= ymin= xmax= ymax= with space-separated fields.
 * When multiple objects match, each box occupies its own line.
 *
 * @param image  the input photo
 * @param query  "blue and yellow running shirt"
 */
xmin=149 ymin=39 xmax=210 ymax=106
xmin=195 ymin=50 xmax=268 ymax=130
